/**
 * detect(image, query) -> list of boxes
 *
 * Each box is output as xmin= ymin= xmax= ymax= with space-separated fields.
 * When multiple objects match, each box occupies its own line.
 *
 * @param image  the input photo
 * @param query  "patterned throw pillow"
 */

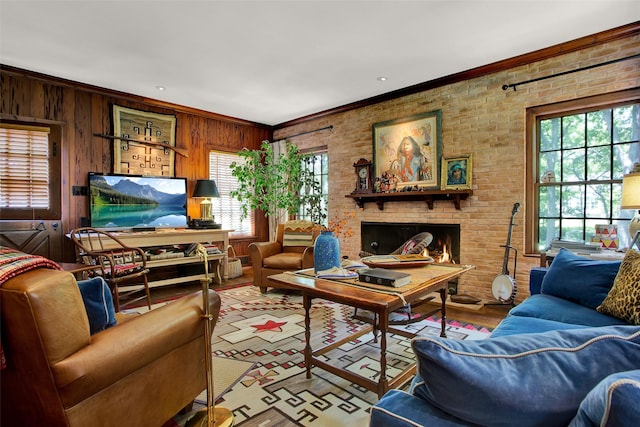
xmin=283 ymin=220 xmax=316 ymax=247
xmin=597 ymin=249 xmax=640 ymax=325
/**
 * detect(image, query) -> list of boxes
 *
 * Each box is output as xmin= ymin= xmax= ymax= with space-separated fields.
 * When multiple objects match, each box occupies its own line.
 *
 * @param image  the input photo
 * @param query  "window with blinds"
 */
xmin=208 ymin=151 xmax=254 ymax=237
xmin=0 ymin=123 xmax=61 ymax=219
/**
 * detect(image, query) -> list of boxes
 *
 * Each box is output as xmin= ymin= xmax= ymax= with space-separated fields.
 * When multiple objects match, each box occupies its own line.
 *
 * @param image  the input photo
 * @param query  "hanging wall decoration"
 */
xmin=372 ymin=110 xmax=442 ymax=190
xmin=112 ymin=105 xmax=177 ymax=176
xmin=441 ymin=154 xmax=473 ymax=190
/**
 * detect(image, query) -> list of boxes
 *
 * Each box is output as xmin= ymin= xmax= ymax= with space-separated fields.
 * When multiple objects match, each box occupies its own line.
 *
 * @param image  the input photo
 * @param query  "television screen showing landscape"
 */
xmin=89 ymin=173 xmax=188 ymax=229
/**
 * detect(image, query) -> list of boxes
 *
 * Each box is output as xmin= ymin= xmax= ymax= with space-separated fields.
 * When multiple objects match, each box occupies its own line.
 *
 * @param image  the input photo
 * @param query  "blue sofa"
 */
xmin=370 ymin=248 xmax=640 ymax=426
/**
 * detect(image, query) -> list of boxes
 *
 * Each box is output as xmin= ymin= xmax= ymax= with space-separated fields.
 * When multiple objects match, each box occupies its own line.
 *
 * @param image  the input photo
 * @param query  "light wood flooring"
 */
xmin=150 ymin=266 xmax=509 ymax=329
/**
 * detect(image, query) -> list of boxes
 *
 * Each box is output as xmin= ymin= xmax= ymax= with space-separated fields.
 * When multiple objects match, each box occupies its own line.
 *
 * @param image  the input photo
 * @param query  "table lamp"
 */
xmin=621 ymin=163 xmax=640 ymax=250
xmin=193 ymin=180 xmax=220 ymax=222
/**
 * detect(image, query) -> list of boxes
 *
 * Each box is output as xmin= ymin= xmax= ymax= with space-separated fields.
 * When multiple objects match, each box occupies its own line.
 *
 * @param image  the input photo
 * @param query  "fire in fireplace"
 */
xmin=360 ymin=222 xmax=460 ymax=264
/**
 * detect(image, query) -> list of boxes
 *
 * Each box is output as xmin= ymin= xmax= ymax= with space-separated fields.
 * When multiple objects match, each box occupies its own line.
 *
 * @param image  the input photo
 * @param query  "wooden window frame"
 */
xmin=525 ymin=88 xmax=640 ymax=254
xmin=297 ymin=148 xmax=329 ymax=226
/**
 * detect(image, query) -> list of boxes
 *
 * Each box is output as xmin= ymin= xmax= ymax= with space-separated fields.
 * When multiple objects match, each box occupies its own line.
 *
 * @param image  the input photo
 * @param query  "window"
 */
xmin=528 ymin=92 xmax=639 ymax=253
xmin=0 ymin=122 xmax=61 ymax=219
xmin=297 ymin=151 xmax=329 ymax=226
xmin=208 ymin=151 xmax=254 ymax=237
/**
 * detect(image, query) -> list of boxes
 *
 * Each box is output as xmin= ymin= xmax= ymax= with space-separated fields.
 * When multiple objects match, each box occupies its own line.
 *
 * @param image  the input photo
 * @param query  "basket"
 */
xmin=226 ymin=245 xmax=243 ymax=279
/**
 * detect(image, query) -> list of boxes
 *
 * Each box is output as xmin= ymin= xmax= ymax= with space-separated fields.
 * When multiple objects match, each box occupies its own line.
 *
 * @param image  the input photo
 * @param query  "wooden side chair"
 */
xmin=70 ymin=227 xmax=151 ymax=311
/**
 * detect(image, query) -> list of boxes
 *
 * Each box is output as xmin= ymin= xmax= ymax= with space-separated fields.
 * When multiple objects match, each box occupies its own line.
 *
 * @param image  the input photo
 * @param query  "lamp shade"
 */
xmin=621 ymin=172 xmax=640 ymax=209
xmin=192 ymin=180 xmax=219 ymax=198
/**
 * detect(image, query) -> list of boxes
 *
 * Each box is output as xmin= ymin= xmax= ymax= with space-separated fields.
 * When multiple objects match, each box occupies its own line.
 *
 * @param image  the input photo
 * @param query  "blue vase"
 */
xmin=314 ymin=230 xmax=341 ymax=273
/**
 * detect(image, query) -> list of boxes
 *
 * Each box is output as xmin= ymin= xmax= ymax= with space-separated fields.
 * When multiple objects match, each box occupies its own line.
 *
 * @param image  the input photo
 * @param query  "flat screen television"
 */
xmin=88 ymin=173 xmax=188 ymax=230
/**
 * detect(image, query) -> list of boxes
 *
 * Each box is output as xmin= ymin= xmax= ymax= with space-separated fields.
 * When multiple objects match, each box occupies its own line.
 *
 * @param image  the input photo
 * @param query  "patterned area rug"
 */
xmin=173 ymin=284 xmax=491 ymax=426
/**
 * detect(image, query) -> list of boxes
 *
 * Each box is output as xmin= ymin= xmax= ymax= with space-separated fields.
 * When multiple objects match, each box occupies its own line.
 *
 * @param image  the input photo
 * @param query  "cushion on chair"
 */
xmin=107 ymin=263 xmax=147 ymax=278
xmin=263 ymin=252 xmax=305 ymax=270
xmin=540 ymin=248 xmax=621 ymax=309
xmin=77 ymin=277 xmax=117 ymax=334
xmin=569 ymin=370 xmax=640 ymax=427
xmin=282 ymin=220 xmax=316 ymax=247
xmin=411 ymin=325 xmax=640 ymax=427
xmin=597 ymin=249 xmax=640 ymax=325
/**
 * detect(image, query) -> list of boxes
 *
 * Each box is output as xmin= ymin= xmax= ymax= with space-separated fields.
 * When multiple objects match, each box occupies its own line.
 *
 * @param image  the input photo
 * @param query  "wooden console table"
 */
xmin=70 ymin=228 xmax=233 ymax=289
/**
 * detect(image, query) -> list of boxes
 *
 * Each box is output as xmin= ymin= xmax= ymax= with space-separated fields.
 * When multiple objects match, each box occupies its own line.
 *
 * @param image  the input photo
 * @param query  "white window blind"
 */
xmin=0 ymin=124 xmax=51 ymax=210
xmin=209 ymin=151 xmax=254 ymax=237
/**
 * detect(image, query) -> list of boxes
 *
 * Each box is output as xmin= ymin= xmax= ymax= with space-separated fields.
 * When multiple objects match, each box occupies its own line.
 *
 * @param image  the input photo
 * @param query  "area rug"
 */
xmin=171 ymin=283 xmax=491 ymax=426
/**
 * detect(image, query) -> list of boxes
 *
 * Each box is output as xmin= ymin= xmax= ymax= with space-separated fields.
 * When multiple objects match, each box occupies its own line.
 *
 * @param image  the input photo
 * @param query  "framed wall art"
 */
xmin=112 ymin=105 xmax=177 ymax=176
xmin=372 ymin=110 xmax=442 ymax=190
xmin=441 ymin=154 xmax=472 ymax=190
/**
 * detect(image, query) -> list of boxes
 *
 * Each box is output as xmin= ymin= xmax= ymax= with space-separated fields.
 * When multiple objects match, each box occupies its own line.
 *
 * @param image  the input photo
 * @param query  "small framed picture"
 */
xmin=441 ymin=154 xmax=472 ymax=190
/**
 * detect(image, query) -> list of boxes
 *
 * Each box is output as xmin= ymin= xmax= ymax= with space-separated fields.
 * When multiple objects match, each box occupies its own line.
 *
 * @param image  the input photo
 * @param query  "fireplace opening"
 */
xmin=360 ymin=222 xmax=461 ymax=264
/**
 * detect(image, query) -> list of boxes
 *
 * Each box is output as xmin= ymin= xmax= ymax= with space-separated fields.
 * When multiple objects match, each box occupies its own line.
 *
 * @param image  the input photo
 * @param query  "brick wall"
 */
xmin=274 ymin=35 xmax=640 ymax=302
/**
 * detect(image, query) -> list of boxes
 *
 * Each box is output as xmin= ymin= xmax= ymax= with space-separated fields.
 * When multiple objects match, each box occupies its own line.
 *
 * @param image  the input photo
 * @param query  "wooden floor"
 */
xmin=150 ymin=266 xmax=509 ymax=329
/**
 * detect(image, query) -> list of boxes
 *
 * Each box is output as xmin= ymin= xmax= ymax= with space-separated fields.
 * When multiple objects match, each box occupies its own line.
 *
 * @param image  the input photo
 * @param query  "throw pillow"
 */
xmin=283 ymin=220 xmax=316 ymax=247
xmin=541 ymin=248 xmax=621 ymax=309
xmin=411 ymin=325 xmax=640 ymax=427
xmin=569 ymin=370 xmax=640 ymax=427
xmin=77 ymin=276 xmax=117 ymax=334
xmin=597 ymin=249 xmax=640 ymax=325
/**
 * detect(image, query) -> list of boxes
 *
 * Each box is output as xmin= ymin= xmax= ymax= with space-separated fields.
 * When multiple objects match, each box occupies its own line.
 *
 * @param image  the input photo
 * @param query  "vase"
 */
xmin=314 ymin=230 xmax=341 ymax=273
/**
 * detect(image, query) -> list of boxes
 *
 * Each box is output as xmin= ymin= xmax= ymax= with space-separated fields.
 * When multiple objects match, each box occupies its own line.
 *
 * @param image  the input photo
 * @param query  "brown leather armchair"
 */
xmin=1 ymin=268 xmax=220 ymax=427
xmin=249 ymin=223 xmax=318 ymax=293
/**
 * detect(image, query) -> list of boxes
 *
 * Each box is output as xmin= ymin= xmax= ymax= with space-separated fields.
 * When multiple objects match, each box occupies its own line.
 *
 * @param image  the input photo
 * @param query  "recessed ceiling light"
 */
xmin=377 ymin=77 xmax=387 ymax=82
xmin=156 ymin=85 xmax=166 ymax=91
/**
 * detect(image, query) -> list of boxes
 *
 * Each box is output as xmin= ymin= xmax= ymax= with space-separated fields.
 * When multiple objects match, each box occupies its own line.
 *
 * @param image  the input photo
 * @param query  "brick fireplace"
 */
xmin=360 ymin=222 xmax=461 ymax=264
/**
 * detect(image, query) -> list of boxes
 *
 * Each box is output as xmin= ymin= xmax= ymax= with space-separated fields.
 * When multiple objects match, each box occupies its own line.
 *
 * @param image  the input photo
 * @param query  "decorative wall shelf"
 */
xmin=345 ymin=189 xmax=472 ymax=210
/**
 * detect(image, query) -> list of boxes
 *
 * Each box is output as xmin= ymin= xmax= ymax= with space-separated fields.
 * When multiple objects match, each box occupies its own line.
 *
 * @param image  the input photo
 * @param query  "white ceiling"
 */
xmin=1 ymin=1 xmax=639 ymax=126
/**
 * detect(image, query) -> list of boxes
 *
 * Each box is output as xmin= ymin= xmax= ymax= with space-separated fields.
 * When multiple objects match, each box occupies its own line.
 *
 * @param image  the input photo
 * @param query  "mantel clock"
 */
xmin=352 ymin=158 xmax=373 ymax=194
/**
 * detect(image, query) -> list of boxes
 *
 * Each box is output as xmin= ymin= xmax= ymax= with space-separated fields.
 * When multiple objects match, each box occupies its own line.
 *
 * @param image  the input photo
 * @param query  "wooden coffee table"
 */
xmin=267 ymin=263 xmax=475 ymax=398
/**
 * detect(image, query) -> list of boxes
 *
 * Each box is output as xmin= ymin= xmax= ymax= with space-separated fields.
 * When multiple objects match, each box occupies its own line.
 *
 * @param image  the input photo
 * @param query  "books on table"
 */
xmin=358 ymin=268 xmax=411 ymax=287
xmin=316 ymin=266 xmax=359 ymax=279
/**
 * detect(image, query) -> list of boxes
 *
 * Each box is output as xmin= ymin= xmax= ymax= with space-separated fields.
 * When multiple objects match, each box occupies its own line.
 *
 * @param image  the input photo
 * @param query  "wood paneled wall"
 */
xmin=0 ymin=67 xmax=271 ymax=262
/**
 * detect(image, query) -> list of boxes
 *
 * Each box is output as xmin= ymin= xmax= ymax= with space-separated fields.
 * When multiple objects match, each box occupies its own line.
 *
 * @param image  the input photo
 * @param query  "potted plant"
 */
xmin=230 ymin=140 xmax=326 ymax=240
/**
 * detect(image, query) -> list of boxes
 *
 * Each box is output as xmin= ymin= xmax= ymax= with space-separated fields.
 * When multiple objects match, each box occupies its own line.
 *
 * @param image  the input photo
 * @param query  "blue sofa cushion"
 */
xmin=541 ymin=248 xmax=621 ymax=309
xmin=370 ymin=389 xmax=474 ymax=427
xmin=489 ymin=313 xmax=590 ymax=338
xmin=528 ymin=267 xmax=548 ymax=295
xmin=77 ymin=276 xmax=117 ymax=334
xmin=411 ymin=325 xmax=640 ymax=427
xmin=507 ymin=294 xmax=627 ymax=327
xmin=569 ymin=370 xmax=640 ymax=427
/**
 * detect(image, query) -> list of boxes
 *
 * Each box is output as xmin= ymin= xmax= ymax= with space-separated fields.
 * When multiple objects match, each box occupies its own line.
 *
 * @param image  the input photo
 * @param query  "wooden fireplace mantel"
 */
xmin=345 ymin=189 xmax=472 ymax=210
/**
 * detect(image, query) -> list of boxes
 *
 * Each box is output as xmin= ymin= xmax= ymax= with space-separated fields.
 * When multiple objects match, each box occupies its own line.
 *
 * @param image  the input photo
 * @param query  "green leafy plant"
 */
xmin=230 ymin=140 xmax=326 ymax=239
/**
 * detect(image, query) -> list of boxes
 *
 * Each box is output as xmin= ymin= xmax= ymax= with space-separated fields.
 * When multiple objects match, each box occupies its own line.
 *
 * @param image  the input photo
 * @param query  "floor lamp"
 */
xmin=186 ymin=244 xmax=233 ymax=427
